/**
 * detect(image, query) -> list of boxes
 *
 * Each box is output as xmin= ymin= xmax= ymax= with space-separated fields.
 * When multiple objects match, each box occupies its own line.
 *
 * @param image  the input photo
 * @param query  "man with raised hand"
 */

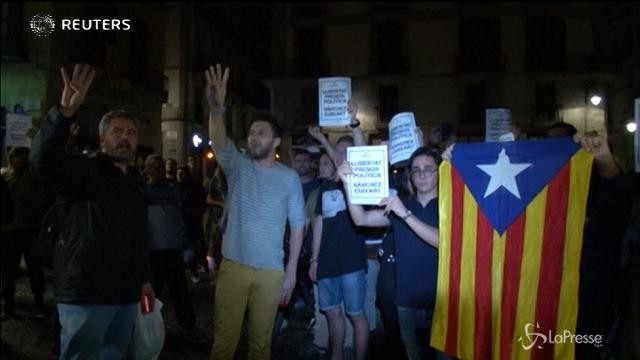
xmin=205 ymin=64 xmax=305 ymax=360
xmin=30 ymin=63 xmax=155 ymax=359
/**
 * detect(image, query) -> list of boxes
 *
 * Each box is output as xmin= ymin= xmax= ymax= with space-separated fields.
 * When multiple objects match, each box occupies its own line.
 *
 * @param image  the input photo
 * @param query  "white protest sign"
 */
xmin=635 ymin=98 xmax=639 ymax=172
xmin=5 ymin=114 xmax=32 ymax=147
xmin=485 ymin=108 xmax=512 ymax=142
xmin=346 ymin=145 xmax=389 ymax=205
xmin=388 ymin=112 xmax=420 ymax=165
xmin=318 ymin=77 xmax=351 ymax=127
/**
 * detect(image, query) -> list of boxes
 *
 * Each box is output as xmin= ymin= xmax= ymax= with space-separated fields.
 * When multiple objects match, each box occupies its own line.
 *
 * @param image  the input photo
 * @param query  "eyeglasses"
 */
xmin=410 ymin=166 xmax=437 ymax=177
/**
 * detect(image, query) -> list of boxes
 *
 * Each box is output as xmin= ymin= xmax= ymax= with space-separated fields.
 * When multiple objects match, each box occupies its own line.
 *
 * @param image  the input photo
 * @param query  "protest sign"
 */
xmin=635 ymin=98 xmax=639 ymax=172
xmin=389 ymin=112 xmax=420 ymax=165
xmin=5 ymin=114 xmax=33 ymax=147
xmin=346 ymin=145 xmax=389 ymax=205
xmin=485 ymin=108 xmax=512 ymax=142
xmin=318 ymin=77 xmax=351 ymax=127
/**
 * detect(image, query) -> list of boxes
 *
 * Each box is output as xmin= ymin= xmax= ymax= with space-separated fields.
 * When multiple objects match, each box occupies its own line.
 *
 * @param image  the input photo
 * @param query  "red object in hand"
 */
xmin=278 ymin=301 xmax=289 ymax=311
xmin=141 ymin=294 xmax=153 ymax=314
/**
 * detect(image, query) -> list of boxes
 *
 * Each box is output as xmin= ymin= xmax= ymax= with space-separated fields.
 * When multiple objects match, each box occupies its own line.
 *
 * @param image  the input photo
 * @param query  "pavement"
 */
xmin=0 ymin=267 xmax=394 ymax=360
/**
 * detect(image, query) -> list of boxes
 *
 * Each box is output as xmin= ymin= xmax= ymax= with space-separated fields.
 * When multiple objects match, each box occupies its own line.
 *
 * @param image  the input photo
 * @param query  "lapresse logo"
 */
xmin=517 ymin=322 xmax=603 ymax=350
xmin=30 ymin=13 xmax=130 ymax=36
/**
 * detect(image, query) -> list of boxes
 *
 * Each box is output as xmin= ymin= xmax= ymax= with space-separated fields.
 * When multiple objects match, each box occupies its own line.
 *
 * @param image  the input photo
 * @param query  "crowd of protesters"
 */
xmin=0 ymin=62 xmax=638 ymax=360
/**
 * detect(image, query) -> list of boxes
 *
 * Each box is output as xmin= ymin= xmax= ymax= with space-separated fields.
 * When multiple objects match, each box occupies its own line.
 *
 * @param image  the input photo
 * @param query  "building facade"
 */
xmin=266 ymin=2 xmax=639 ymax=171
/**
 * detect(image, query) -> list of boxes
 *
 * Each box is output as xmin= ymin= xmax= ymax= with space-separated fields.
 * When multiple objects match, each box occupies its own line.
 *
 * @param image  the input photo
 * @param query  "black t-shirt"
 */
xmin=390 ymin=196 xmax=439 ymax=309
xmin=315 ymin=181 xmax=367 ymax=279
xmin=302 ymin=178 xmax=322 ymax=203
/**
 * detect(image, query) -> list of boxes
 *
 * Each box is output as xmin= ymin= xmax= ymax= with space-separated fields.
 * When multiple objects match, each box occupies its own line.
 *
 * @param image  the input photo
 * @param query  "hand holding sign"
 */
xmin=379 ymin=196 xmax=408 ymax=218
xmin=389 ymin=112 xmax=420 ymax=165
xmin=337 ymin=160 xmax=353 ymax=183
xmin=346 ymin=146 xmax=389 ymax=205
xmin=348 ymin=98 xmax=358 ymax=124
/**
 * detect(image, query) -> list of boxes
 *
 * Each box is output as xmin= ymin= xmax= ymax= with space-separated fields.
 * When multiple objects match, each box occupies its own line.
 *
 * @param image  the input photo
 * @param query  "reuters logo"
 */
xmin=30 ymin=13 xmax=55 ymax=37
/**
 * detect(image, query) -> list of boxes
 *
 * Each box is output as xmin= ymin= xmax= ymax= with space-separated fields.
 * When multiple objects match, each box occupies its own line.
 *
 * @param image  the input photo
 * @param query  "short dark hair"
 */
xmin=336 ymin=135 xmax=354 ymax=145
xmin=407 ymin=146 xmax=442 ymax=169
xmin=293 ymin=149 xmax=312 ymax=159
xmin=8 ymin=147 xmax=29 ymax=160
xmin=98 ymin=110 xmax=139 ymax=136
xmin=547 ymin=122 xmax=577 ymax=137
xmin=251 ymin=111 xmax=282 ymax=139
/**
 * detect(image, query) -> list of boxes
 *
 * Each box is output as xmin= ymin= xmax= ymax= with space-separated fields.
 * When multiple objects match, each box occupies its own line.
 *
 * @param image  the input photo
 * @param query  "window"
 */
xmin=535 ymin=82 xmax=556 ymax=121
xmin=526 ymin=17 xmax=566 ymax=71
xmin=462 ymin=83 xmax=486 ymax=124
xmin=378 ymin=85 xmax=399 ymax=124
xmin=1 ymin=2 xmax=25 ymax=60
xmin=296 ymin=26 xmax=325 ymax=76
xmin=458 ymin=17 xmax=502 ymax=71
xmin=291 ymin=3 xmax=327 ymax=18
xmin=129 ymin=18 xmax=149 ymax=75
xmin=372 ymin=22 xmax=407 ymax=73
xmin=299 ymin=87 xmax=318 ymax=126
xmin=370 ymin=2 xmax=408 ymax=15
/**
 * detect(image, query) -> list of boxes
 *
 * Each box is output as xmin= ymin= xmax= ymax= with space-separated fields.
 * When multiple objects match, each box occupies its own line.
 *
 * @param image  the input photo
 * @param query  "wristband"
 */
xmin=401 ymin=210 xmax=413 ymax=220
xmin=211 ymin=105 xmax=226 ymax=115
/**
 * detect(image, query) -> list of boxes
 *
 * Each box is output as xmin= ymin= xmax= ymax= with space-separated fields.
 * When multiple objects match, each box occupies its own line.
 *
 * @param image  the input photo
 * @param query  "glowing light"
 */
xmin=590 ymin=95 xmax=602 ymax=106
xmin=626 ymin=122 xmax=637 ymax=133
xmin=192 ymin=134 xmax=203 ymax=147
xmin=206 ymin=152 xmax=214 ymax=159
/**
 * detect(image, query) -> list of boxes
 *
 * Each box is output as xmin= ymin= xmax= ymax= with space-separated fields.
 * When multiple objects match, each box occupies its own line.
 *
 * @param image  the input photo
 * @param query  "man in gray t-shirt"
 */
xmin=205 ymin=64 xmax=305 ymax=360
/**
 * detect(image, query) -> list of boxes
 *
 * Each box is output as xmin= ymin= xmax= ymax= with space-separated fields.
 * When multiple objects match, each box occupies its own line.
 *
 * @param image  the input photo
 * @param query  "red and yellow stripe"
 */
xmin=431 ymin=150 xmax=593 ymax=360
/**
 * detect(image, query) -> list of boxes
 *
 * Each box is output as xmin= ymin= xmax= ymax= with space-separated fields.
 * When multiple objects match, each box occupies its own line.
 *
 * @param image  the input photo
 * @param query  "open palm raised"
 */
xmin=205 ymin=64 xmax=230 ymax=108
xmin=59 ymin=64 xmax=96 ymax=118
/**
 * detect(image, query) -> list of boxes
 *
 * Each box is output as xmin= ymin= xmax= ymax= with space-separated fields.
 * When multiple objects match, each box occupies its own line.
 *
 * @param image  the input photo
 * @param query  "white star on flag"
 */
xmin=477 ymin=148 xmax=532 ymax=199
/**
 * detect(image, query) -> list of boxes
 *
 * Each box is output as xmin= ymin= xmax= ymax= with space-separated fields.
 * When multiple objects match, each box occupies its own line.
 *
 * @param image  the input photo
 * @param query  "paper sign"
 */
xmin=485 ymin=108 xmax=512 ymax=142
xmin=635 ymin=98 xmax=639 ymax=172
xmin=389 ymin=112 xmax=420 ymax=165
xmin=5 ymin=114 xmax=32 ymax=147
xmin=346 ymin=145 xmax=389 ymax=205
xmin=318 ymin=77 xmax=351 ymax=127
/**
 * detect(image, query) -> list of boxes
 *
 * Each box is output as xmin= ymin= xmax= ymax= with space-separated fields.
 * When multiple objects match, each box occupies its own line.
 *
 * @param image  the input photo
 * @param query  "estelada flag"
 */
xmin=431 ymin=138 xmax=593 ymax=360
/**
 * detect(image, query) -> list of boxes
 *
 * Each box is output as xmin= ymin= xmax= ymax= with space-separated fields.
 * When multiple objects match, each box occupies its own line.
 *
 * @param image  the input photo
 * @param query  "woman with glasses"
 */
xmin=337 ymin=146 xmax=448 ymax=360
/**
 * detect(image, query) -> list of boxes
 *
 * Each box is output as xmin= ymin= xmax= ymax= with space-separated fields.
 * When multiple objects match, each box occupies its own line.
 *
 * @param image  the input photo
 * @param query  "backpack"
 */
xmin=32 ymin=200 xmax=69 ymax=269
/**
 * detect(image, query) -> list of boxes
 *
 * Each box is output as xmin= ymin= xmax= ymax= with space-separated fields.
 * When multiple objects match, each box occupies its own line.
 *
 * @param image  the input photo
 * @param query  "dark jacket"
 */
xmin=30 ymin=106 xmax=151 ymax=304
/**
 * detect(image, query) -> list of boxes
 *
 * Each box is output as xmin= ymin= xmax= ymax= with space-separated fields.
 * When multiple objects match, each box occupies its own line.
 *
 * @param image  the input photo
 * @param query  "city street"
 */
xmin=0 ymin=267 xmax=382 ymax=360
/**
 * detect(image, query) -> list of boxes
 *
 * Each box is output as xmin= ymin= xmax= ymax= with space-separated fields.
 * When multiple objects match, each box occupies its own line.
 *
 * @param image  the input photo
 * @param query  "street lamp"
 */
xmin=590 ymin=95 xmax=602 ymax=106
xmin=626 ymin=121 xmax=637 ymax=133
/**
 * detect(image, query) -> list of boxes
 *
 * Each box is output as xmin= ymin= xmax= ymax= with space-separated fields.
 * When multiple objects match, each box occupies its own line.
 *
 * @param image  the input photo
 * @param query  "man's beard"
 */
xmin=296 ymin=167 xmax=310 ymax=177
xmin=104 ymin=142 xmax=134 ymax=163
xmin=249 ymin=144 xmax=271 ymax=160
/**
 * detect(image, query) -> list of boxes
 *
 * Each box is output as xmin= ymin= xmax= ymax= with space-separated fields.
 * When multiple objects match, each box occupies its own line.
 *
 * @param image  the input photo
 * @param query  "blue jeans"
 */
xmin=317 ymin=269 xmax=367 ymax=316
xmin=57 ymin=303 xmax=137 ymax=360
xmin=397 ymin=306 xmax=450 ymax=360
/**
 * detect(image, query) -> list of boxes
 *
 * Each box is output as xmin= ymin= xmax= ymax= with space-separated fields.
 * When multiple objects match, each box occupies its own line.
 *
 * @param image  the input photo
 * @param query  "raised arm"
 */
xmin=337 ymin=161 xmax=390 ymax=227
xmin=206 ymin=64 xmax=230 ymax=151
xmin=348 ymin=99 xmax=366 ymax=146
xmin=574 ymin=132 xmax=619 ymax=178
xmin=30 ymin=64 xmax=96 ymax=198
xmin=308 ymin=126 xmax=337 ymax=165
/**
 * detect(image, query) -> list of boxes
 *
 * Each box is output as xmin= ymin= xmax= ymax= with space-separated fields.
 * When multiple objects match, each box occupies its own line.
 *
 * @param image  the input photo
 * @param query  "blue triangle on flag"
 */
xmin=451 ymin=138 xmax=580 ymax=234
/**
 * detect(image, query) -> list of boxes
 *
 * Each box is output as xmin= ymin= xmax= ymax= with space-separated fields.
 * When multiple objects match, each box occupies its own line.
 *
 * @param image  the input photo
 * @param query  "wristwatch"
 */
xmin=349 ymin=119 xmax=361 ymax=128
xmin=402 ymin=210 xmax=413 ymax=220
